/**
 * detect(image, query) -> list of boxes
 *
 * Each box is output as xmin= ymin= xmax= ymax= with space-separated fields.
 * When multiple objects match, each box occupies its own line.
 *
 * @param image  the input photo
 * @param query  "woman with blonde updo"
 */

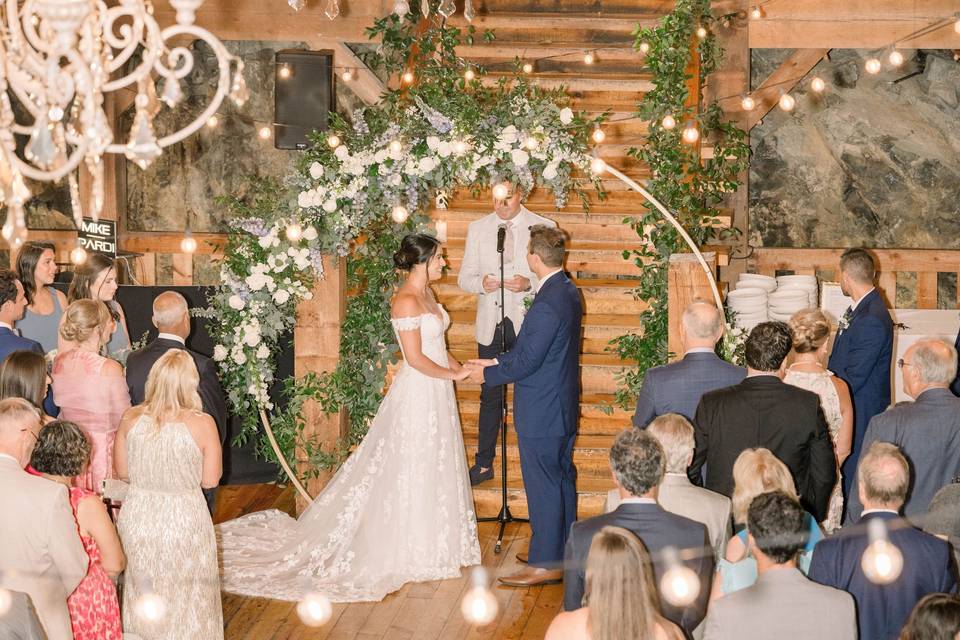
xmin=785 ymin=308 xmax=852 ymax=532
xmin=51 ymin=299 xmax=131 ymax=492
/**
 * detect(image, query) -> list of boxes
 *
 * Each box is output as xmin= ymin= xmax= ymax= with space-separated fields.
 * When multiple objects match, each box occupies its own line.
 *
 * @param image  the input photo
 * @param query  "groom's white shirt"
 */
xmin=457 ymin=205 xmax=555 ymax=346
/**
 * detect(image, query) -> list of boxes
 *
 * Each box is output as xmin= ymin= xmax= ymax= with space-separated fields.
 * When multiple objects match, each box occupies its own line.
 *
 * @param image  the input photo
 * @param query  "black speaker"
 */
xmin=274 ymin=49 xmax=335 ymax=150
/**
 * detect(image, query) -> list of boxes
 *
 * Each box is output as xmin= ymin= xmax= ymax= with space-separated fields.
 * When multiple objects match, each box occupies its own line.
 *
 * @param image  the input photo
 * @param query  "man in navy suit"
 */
xmin=808 ymin=442 xmax=956 ymax=640
xmin=468 ymin=225 xmax=582 ymax=587
xmin=0 ymin=270 xmax=43 ymax=362
xmin=633 ymin=300 xmax=745 ymax=427
xmin=827 ymin=248 xmax=893 ymax=502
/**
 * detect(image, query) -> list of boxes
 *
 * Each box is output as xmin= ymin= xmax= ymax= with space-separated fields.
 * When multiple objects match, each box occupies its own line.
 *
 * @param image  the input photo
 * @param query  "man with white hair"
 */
xmin=846 ymin=337 xmax=960 ymax=523
xmin=125 ymin=290 xmax=228 ymax=512
xmin=632 ymin=299 xmax=744 ymax=428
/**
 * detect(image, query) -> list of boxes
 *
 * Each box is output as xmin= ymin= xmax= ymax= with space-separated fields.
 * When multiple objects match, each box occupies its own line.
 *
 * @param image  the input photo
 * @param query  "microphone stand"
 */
xmin=477 ymin=224 xmax=528 ymax=554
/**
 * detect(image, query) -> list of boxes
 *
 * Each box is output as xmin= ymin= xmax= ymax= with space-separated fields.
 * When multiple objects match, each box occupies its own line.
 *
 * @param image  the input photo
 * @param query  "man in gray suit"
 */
xmin=847 ymin=338 xmax=960 ymax=523
xmin=704 ymin=491 xmax=857 ymax=640
xmin=632 ymin=300 xmax=745 ymax=428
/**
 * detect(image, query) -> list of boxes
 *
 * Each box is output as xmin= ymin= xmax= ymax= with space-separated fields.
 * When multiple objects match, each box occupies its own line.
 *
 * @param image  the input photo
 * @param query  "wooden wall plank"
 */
xmin=742 ymin=49 xmax=829 ymax=131
xmin=917 ymin=272 xmax=938 ymax=309
xmin=667 ymin=252 xmax=718 ymax=361
xmin=171 ymin=253 xmax=193 ymax=285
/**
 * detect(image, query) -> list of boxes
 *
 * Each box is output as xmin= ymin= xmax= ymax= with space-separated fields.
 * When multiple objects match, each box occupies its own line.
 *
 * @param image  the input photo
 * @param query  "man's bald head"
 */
xmin=152 ymin=291 xmax=190 ymax=337
xmin=681 ymin=300 xmax=725 ymax=349
xmin=858 ymin=442 xmax=910 ymax=511
xmin=0 ymin=397 xmax=42 ymax=465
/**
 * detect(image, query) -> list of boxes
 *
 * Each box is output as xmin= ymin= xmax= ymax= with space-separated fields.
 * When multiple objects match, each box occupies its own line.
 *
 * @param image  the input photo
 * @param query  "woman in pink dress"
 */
xmin=52 ymin=299 xmax=131 ymax=493
xmin=30 ymin=419 xmax=125 ymax=639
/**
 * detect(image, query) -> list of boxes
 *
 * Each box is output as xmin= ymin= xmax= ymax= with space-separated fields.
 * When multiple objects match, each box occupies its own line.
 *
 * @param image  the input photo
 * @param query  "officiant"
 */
xmin=457 ymin=183 xmax=555 ymax=485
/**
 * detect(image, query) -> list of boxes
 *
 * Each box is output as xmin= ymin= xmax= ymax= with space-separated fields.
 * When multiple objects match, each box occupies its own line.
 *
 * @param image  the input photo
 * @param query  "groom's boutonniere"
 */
xmin=522 ymin=293 xmax=535 ymax=313
xmin=837 ymin=307 xmax=852 ymax=334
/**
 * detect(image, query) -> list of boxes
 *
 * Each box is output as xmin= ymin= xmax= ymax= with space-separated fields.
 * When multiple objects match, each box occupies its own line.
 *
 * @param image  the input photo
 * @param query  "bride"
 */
xmin=218 ymin=233 xmax=481 ymax=602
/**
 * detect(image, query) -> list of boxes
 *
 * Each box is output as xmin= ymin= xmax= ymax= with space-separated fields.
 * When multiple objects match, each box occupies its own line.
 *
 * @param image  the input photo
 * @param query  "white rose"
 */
xmin=374 ymin=149 xmax=388 ymax=163
xmin=309 ymin=162 xmax=323 ymax=179
xmin=297 ymin=191 xmax=311 ymax=208
xmin=559 ymin=107 xmax=574 ymax=125
xmin=426 ymin=136 xmax=440 ymax=150
xmin=323 ymin=199 xmax=337 ymax=213
xmin=303 ymin=291 xmax=314 ymax=301
xmin=419 ymin=156 xmax=437 ymax=173
xmin=228 ymin=295 xmax=245 ymax=310
xmin=500 ymin=125 xmax=518 ymax=144
xmin=244 ymin=330 xmax=261 ymax=348
xmin=543 ymin=162 xmax=559 ymax=180
xmin=437 ymin=141 xmax=452 ymax=158
xmin=303 ymin=225 xmax=318 ymax=240
xmin=213 ymin=345 xmax=228 ymax=361
xmin=245 ymin=273 xmax=266 ymax=291
xmin=511 ymin=148 xmax=529 ymax=167
xmin=273 ymin=289 xmax=291 ymax=305
xmin=334 ymin=145 xmax=350 ymax=161
xmin=257 ymin=235 xmax=274 ymax=249
xmin=233 ymin=350 xmax=247 ymax=365
xmin=256 ymin=344 xmax=271 ymax=360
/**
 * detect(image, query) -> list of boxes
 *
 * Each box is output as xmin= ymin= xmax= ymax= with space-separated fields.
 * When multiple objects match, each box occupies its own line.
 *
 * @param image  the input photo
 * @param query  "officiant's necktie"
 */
xmin=502 ymin=220 xmax=515 ymax=268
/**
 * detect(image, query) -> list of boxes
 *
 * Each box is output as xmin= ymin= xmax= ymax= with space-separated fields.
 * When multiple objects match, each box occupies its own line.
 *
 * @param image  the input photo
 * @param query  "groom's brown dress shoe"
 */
xmin=498 ymin=567 xmax=563 ymax=587
xmin=516 ymin=551 xmax=528 ymax=564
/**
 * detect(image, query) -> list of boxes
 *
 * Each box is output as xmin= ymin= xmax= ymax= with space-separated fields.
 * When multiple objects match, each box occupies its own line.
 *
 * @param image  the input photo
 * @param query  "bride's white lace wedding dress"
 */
xmin=217 ymin=306 xmax=481 ymax=602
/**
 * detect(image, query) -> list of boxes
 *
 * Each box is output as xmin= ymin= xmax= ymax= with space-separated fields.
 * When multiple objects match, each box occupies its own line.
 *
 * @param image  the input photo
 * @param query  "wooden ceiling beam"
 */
xmin=741 ymin=48 xmax=828 ymax=131
xmin=310 ymin=39 xmax=386 ymax=106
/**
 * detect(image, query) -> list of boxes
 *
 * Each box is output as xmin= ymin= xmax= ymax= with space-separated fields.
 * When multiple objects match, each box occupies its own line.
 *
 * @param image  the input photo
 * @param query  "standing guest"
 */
xmin=547 ymin=526 xmax=684 ymax=640
xmin=52 ymin=300 xmax=131 ymax=493
xmin=808 ymin=442 xmax=956 ymax=640
xmin=16 ymin=241 xmax=67 ymax=354
xmin=563 ymin=429 xmax=713 ymax=636
xmin=0 ymin=350 xmax=56 ymax=423
xmin=827 ymin=247 xmax=893 ymax=502
xmin=115 ymin=349 xmax=223 ymax=640
xmin=689 ymin=321 xmax=837 ymax=522
xmin=923 ymin=482 xmax=960 ymax=570
xmin=67 ymin=253 xmax=130 ymax=359
xmin=0 ymin=269 xmax=43 ymax=362
xmin=457 ymin=183 xmax=554 ymax=485
xmin=30 ymin=420 xmax=124 ymax=639
xmin=608 ymin=413 xmax=732 ymax=561
xmin=633 ymin=300 xmax=745 ymax=428
xmin=847 ymin=338 xmax=960 ymax=523
xmin=125 ymin=291 xmax=228 ymax=513
xmin=703 ymin=491 xmax=856 ymax=640
xmin=899 ymin=594 xmax=960 ymax=640
xmin=786 ymin=309 xmax=853 ymax=532
xmin=0 ymin=397 xmax=88 ymax=640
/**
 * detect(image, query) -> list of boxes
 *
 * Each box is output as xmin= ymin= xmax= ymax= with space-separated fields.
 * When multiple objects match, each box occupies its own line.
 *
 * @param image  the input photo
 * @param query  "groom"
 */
xmin=468 ymin=225 xmax=582 ymax=586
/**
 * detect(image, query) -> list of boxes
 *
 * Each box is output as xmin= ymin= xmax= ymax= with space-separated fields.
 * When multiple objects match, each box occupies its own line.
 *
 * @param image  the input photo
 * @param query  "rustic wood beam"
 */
xmin=741 ymin=49 xmax=828 ymax=131
xmin=311 ymin=38 xmax=386 ymax=106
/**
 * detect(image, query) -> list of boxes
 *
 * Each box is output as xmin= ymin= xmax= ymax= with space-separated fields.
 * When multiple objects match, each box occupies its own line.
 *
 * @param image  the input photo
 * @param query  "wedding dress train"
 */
xmin=218 ymin=306 xmax=481 ymax=602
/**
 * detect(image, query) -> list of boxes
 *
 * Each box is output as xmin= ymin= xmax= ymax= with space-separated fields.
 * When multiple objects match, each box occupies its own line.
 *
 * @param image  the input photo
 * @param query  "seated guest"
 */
xmin=0 ymin=397 xmax=88 ymax=639
xmin=847 ymin=338 xmax=960 ymax=523
xmin=0 ymin=590 xmax=47 ymax=640
xmin=0 ymin=269 xmax=43 ymax=362
xmin=52 ymin=300 xmax=131 ymax=493
xmin=16 ymin=241 xmax=67 ymax=354
xmin=633 ymin=300 xmax=744 ymax=428
xmin=548 ymin=526 xmax=684 ymax=640
xmin=115 ymin=350 xmax=223 ymax=639
xmin=564 ymin=429 xmax=713 ymax=636
xmin=66 ymin=253 xmax=130 ymax=359
xmin=785 ymin=309 xmax=853 ymax=532
xmin=0 ymin=350 xmax=55 ymax=423
xmin=30 ymin=420 xmax=124 ymax=639
xmin=608 ymin=413 xmax=732 ymax=560
xmin=809 ymin=442 xmax=956 ymax=640
xmin=923 ymin=482 xmax=960 ymax=570
xmin=126 ymin=291 xmax=227 ymax=512
xmin=689 ymin=321 xmax=837 ymax=522
xmin=704 ymin=491 xmax=856 ymax=640
xmin=715 ymin=448 xmax=823 ymax=598
xmin=899 ymin=593 xmax=960 ymax=640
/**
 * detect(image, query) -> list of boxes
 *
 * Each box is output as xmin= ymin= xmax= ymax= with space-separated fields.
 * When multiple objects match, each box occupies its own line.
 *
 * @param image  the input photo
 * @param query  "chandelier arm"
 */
xmin=0 ymin=128 xmax=88 ymax=182
xmin=154 ymin=45 xmax=195 ymax=81
xmin=101 ymin=3 xmax=163 ymax=88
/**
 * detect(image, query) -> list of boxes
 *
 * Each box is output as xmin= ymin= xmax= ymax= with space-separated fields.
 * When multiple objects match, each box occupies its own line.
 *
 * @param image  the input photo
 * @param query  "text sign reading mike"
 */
xmin=78 ymin=217 xmax=117 ymax=256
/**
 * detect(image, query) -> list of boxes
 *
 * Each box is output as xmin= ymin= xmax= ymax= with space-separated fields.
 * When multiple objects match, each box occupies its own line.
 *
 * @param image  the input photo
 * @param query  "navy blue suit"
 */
xmin=827 ymin=289 xmax=893 ymax=498
xmin=808 ymin=511 xmax=956 ymax=640
xmin=484 ymin=271 xmax=582 ymax=567
xmin=632 ymin=351 xmax=745 ymax=427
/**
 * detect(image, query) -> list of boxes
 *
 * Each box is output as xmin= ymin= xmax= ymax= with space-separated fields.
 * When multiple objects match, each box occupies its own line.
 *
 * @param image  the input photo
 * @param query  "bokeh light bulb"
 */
xmin=591 ymin=125 xmax=606 ymax=143
xmin=590 ymin=156 xmax=606 ymax=174
xmin=682 ymin=123 xmax=700 ymax=144
xmin=749 ymin=5 xmax=763 ymax=19
xmin=865 ymin=57 xmax=882 ymax=74
xmin=522 ymin=62 xmax=534 ymax=74
xmin=297 ymin=592 xmax=333 ymax=627
xmin=492 ymin=182 xmax=510 ymax=201
xmin=70 ymin=244 xmax=88 ymax=266
xmin=861 ymin=519 xmax=904 ymax=585
xmin=389 ymin=139 xmax=403 ymax=153
xmin=524 ymin=136 xmax=539 ymax=150
xmin=661 ymin=114 xmax=676 ymax=130
xmin=279 ymin=65 xmax=292 ymax=79
xmin=0 ymin=588 xmax=11 ymax=618
xmin=778 ymin=93 xmax=796 ymax=111
xmin=888 ymin=50 xmax=904 ymax=67
xmin=286 ymin=222 xmax=304 ymax=242
xmin=696 ymin=26 xmax=708 ymax=39
xmin=454 ymin=140 xmax=469 ymax=155
xmin=460 ymin=567 xmax=498 ymax=626
xmin=464 ymin=68 xmax=476 ymax=81
xmin=810 ymin=76 xmax=826 ymax=93
xmin=741 ymin=95 xmax=756 ymax=111
xmin=955 ymin=16 xmax=960 ymax=34
xmin=206 ymin=115 xmax=219 ymax=128
xmin=326 ymin=134 xmax=340 ymax=148
xmin=638 ymin=41 xmax=650 ymax=54
xmin=341 ymin=69 xmax=354 ymax=82
xmin=402 ymin=70 xmax=414 ymax=84
xmin=659 ymin=547 xmax=701 ymax=607
xmin=583 ymin=52 xmax=595 ymax=65
xmin=394 ymin=0 xmax=410 ymax=17
xmin=258 ymin=126 xmax=272 ymax=140
xmin=180 ymin=234 xmax=197 ymax=254
xmin=391 ymin=205 xmax=409 ymax=223
xmin=134 ymin=592 xmax=166 ymax=623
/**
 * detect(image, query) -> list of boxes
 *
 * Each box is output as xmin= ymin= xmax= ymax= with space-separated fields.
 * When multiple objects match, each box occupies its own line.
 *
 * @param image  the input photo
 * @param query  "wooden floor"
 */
xmin=213 ymin=484 xmax=562 ymax=639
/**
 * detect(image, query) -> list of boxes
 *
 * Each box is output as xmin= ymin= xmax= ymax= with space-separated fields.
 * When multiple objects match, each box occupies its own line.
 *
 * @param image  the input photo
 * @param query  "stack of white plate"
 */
xmin=768 ymin=288 xmax=811 ymax=322
xmin=738 ymin=273 xmax=778 ymax=293
xmin=776 ymin=274 xmax=819 ymax=308
xmin=726 ymin=286 xmax=769 ymax=330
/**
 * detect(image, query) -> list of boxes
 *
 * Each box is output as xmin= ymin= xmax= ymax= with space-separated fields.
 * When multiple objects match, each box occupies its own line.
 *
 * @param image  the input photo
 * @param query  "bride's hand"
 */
xmin=451 ymin=367 xmax=473 ymax=381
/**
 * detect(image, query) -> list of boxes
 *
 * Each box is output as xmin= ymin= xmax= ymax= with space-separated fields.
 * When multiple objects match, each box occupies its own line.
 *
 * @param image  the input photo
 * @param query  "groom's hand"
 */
xmin=467 ymin=358 xmax=497 ymax=368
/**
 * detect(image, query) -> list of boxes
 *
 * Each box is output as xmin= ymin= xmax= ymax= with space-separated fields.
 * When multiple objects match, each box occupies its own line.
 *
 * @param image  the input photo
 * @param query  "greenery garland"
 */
xmin=612 ymin=0 xmax=749 ymax=406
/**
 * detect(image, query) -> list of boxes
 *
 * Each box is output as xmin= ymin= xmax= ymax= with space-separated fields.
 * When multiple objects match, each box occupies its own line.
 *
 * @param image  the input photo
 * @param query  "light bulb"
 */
xmin=461 ymin=585 xmax=498 ymax=625
xmin=286 ymin=222 xmax=304 ymax=241
xmin=659 ymin=547 xmax=701 ymax=607
xmin=682 ymin=123 xmax=700 ymax=144
xmin=810 ymin=76 xmax=826 ymax=93
xmin=206 ymin=115 xmax=219 ymax=128
xmin=955 ymin=16 xmax=960 ymax=34
xmin=583 ymin=52 xmax=595 ymax=65
xmin=749 ymin=5 xmax=763 ymax=19
xmin=402 ymin=70 xmax=414 ymax=84
xmin=341 ymin=69 xmax=354 ymax=82
xmin=0 ymin=588 xmax=11 ymax=618
xmin=70 ymin=245 xmax=88 ymax=266
xmin=522 ymin=62 xmax=534 ymax=74
xmin=590 ymin=157 xmax=606 ymax=174
xmin=638 ymin=41 xmax=650 ymax=54
xmin=778 ymin=93 xmax=796 ymax=111
xmin=492 ymin=183 xmax=510 ymax=201
xmin=861 ymin=519 xmax=904 ymax=585
xmin=464 ymin=68 xmax=476 ymax=81
xmin=391 ymin=204 xmax=409 ymax=223
xmin=389 ymin=139 xmax=403 ymax=153
xmin=258 ymin=126 xmax=272 ymax=139
xmin=741 ymin=95 xmax=756 ymax=111
xmin=865 ymin=58 xmax=882 ymax=74
xmin=279 ymin=65 xmax=292 ymax=79
xmin=591 ymin=125 xmax=606 ymax=143
xmin=525 ymin=136 xmax=539 ymax=150
xmin=888 ymin=50 xmax=904 ymax=67
xmin=134 ymin=592 xmax=166 ymax=623
xmin=327 ymin=134 xmax=340 ymax=148
xmin=454 ymin=140 xmax=469 ymax=155
xmin=696 ymin=26 xmax=708 ymax=39
xmin=180 ymin=234 xmax=197 ymax=254
xmin=297 ymin=592 xmax=333 ymax=627
xmin=661 ymin=114 xmax=676 ymax=130
xmin=394 ymin=0 xmax=410 ymax=17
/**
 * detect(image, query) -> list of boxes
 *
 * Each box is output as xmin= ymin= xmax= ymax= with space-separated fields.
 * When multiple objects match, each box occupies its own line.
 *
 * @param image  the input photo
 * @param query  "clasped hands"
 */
xmin=452 ymin=358 xmax=497 ymax=383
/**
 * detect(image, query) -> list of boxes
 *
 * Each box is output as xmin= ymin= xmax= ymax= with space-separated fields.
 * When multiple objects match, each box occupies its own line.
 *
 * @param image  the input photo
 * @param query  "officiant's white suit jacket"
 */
xmin=457 ymin=206 xmax=555 ymax=346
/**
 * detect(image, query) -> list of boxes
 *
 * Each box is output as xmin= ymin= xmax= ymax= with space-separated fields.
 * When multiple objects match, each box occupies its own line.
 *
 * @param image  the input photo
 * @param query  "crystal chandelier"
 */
xmin=0 ymin=0 xmax=246 ymax=248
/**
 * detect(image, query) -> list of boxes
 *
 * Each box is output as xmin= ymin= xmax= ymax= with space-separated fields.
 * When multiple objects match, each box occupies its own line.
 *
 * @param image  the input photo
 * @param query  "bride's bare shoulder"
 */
xmin=391 ymin=291 xmax=423 ymax=319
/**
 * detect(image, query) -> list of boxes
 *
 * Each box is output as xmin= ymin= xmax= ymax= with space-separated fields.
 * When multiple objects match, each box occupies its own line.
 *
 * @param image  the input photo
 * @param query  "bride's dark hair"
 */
xmin=393 ymin=234 xmax=440 ymax=271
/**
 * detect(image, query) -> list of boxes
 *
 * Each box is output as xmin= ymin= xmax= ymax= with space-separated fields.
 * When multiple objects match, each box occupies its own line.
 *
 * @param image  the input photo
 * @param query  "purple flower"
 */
xmin=416 ymin=97 xmax=453 ymax=134
xmin=234 ymin=218 xmax=268 ymax=236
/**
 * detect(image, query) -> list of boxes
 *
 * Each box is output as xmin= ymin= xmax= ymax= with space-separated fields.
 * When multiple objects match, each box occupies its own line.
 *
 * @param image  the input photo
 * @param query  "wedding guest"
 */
xmin=67 ymin=252 xmax=130 ymax=359
xmin=847 ymin=338 xmax=960 ymax=523
xmin=126 ymin=291 xmax=228 ymax=513
xmin=52 ymin=300 xmax=131 ymax=492
xmin=115 ymin=349 xmax=223 ymax=639
xmin=809 ymin=442 xmax=956 ymax=640
xmin=0 ymin=397 xmax=88 ymax=640
xmin=564 ymin=429 xmax=713 ymax=636
xmin=703 ymin=491 xmax=856 ymax=640
xmin=923 ymin=482 xmax=960 ymax=569
xmin=714 ymin=449 xmax=824 ymax=599
xmin=690 ymin=321 xmax=837 ymax=521
xmin=547 ymin=526 xmax=683 ymax=640
xmin=0 ymin=269 xmax=43 ymax=362
xmin=608 ymin=413 xmax=732 ymax=560
xmin=827 ymin=247 xmax=893 ymax=503
xmin=30 ymin=419 xmax=124 ymax=639
xmin=457 ymin=182 xmax=554 ymax=485
xmin=16 ymin=241 xmax=67 ymax=354
xmin=0 ymin=590 xmax=47 ymax=640
xmin=633 ymin=300 xmax=744 ymax=428
xmin=0 ymin=350 xmax=55 ymax=423
xmin=786 ymin=309 xmax=853 ymax=532
xmin=899 ymin=594 xmax=960 ymax=640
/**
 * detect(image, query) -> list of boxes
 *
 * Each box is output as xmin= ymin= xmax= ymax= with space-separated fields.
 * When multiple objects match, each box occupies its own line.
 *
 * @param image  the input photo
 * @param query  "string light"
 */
xmin=454 ymin=140 xmax=469 ymax=155
xmin=402 ymin=70 xmax=415 ymax=84
xmin=464 ymin=68 xmax=476 ymax=81
xmin=955 ymin=15 xmax=960 ymax=33
xmin=681 ymin=122 xmax=700 ymax=144
xmin=590 ymin=156 xmax=607 ymax=175
xmin=583 ymin=51 xmax=595 ymax=65
xmin=391 ymin=204 xmax=409 ymax=223
xmin=326 ymin=134 xmax=341 ymax=148
xmin=661 ymin=114 xmax=677 ymax=130
xmin=278 ymin=64 xmax=292 ymax=79
xmin=865 ymin=57 xmax=882 ymax=74
xmin=341 ymin=69 xmax=355 ymax=82
xmin=659 ymin=547 xmax=701 ymax=607
xmin=591 ymin=124 xmax=606 ymax=143
xmin=778 ymin=93 xmax=796 ymax=111
xmin=492 ymin=182 xmax=511 ymax=200
xmin=522 ymin=62 xmax=534 ymax=74
xmin=258 ymin=126 xmax=272 ymax=140
xmin=461 ymin=567 xmax=498 ymax=625
xmin=0 ymin=588 xmax=11 ymax=618
xmin=696 ymin=25 xmax=708 ymax=39
xmin=206 ymin=115 xmax=219 ymax=128
xmin=180 ymin=230 xmax=197 ymax=254
xmin=297 ymin=592 xmax=333 ymax=627
xmin=888 ymin=49 xmax=904 ymax=67
xmin=861 ymin=519 xmax=904 ymax=585
xmin=749 ymin=5 xmax=764 ymax=19
xmin=286 ymin=222 xmax=304 ymax=242
xmin=638 ymin=41 xmax=650 ymax=54
xmin=134 ymin=592 xmax=166 ymax=624
xmin=70 ymin=242 xmax=88 ymax=266
xmin=389 ymin=139 xmax=403 ymax=153
xmin=524 ymin=136 xmax=540 ymax=150
xmin=741 ymin=95 xmax=756 ymax=111
xmin=810 ymin=76 xmax=826 ymax=93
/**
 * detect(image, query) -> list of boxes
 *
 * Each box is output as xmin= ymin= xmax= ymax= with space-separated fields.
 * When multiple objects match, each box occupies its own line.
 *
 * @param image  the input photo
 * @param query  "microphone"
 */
xmin=496 ymin=224 xmax=506 ymax=253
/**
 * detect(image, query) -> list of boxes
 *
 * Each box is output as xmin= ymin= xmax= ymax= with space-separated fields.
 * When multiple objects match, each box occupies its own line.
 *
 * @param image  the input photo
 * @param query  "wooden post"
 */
xmin=294 ymin=255 xmax=347 ymax=514
xmin=668 ymin=251 xmax=717 ymax=362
